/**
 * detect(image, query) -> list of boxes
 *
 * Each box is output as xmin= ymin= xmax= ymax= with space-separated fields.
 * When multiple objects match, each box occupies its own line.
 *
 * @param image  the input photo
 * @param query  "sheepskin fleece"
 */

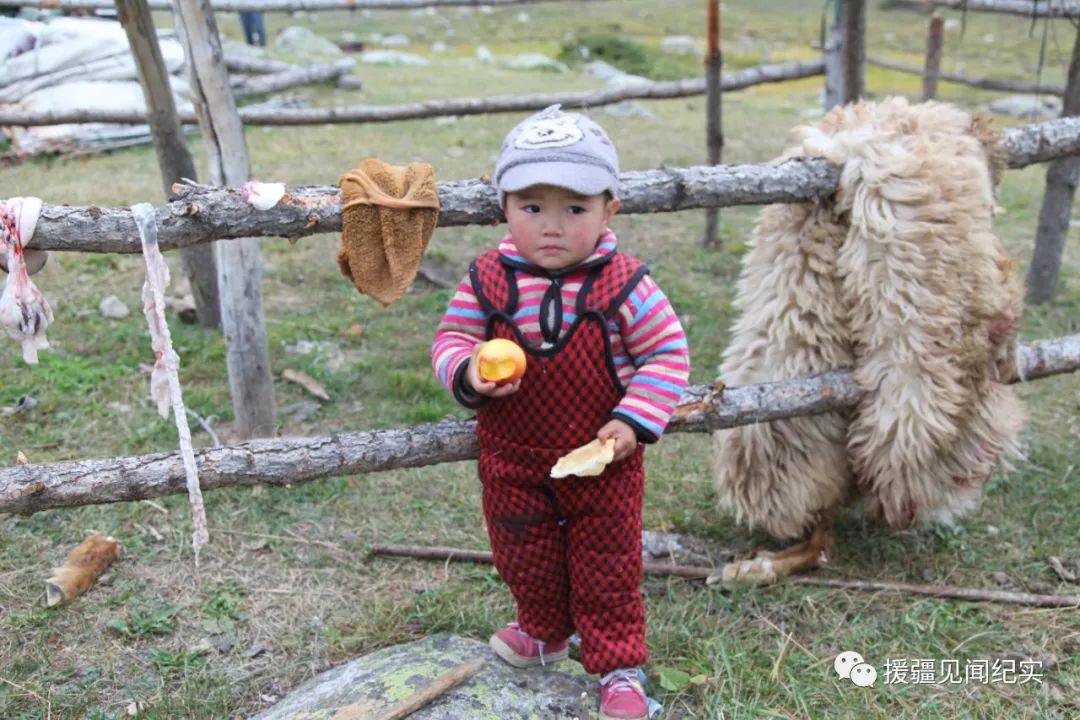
xmin=712 ymin=98 xmax=1024 ymax=540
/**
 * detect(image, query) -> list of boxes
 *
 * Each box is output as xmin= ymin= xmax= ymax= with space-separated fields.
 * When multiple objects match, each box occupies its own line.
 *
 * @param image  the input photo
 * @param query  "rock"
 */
xmin=360 ymin=50 xmax=430 ymax=67
xmin=642 ymin=530 xmax=736 ymax=565
xmin=516 ymin=11 xmax=530 ymax=22
xmin=988 ymin=95 xmax=1061 ymax=120
xmin=503 ymin=53 xmax=568 ymax=73
xmin=584 ymin=60 xmax=624 ymax=82
xmin=282 ymin=400 xmax=321 ymax=422
xmin=275 ymin=26 xmax=343 ymax=59
xmin=601 ymin=101 xmax=656 ymax=119
xmin=223 ymin=39 xmax=270 ymax=64
xmin=431 ymin=41 xmax=448 ymax=53
xmin=606 ymin=73 xmax=651 ymax=89
xmin=661 ymin=35 xmax=700 ymax=55
xmin=372 ymin=33 xmax=410 ymax=47
xmin=475 ymin=46 xmax=493 ymax=63
xmin=249 ymin=634 xmax=595 ymax=720
xmin=99 ymin=295 xmax=130 ymax=319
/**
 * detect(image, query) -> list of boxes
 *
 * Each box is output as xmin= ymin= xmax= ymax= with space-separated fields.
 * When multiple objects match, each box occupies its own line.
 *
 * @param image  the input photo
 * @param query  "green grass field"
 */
xmin=1 ymin=1 xmax=1078 ymax=718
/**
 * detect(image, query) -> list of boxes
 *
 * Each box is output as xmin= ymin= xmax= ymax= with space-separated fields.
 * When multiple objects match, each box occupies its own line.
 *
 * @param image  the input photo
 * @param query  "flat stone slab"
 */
xmin=249 ymin=634 xmax=595 ymax=720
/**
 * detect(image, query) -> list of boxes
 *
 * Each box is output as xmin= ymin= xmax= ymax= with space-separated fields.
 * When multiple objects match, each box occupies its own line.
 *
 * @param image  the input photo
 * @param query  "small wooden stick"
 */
xmin=368 ymin=543 xmax=718 ymax=580
xmin=368 ymin=543 xmax=1080 ymax=607
xmin=787 ymin=576 xmax=1080 ymax=609
xmin=331 ymin=658 xmax=484 ymax=720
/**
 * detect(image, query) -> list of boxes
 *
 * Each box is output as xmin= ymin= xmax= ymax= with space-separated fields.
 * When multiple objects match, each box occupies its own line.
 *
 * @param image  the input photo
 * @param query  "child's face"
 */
xmin=504 ymin=185 xmax=620 ymax=271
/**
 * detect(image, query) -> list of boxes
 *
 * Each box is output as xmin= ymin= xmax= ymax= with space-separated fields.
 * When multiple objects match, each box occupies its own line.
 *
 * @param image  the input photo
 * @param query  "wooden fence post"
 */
xmin=824 ymin=0 xmax=844 ymax=111
xmin=922 ymin=11 xmax=944 ymax=101
xmin=116 ymin=0 xmax=221 ymax=329
xmin=841 ymin=0 xmax=866 ymax=104
xmin=1027 ymin=24 xmax=1080 ymax=304
xmin=703 ymin=0 xmax=723 ymax=247
xmin=172 ymin=0 xmax=277 ymax=438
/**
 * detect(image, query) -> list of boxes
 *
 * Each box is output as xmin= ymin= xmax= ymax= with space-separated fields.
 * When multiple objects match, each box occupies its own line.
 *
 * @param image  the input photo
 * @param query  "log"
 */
xmin=1026 ymin=25 xmax=1080 ymax=304
xmin=25 ymin=160 xmax=844 ymax=253
xmin=369 ymin=544 xmax=1080 ymax=608
xmin=231 ymin=58 xmax=357 ymax=99
xmin=1001 ymin=115 xmax=1080 ymax=166
xmin=0 ymin=0 xmax=608 ymax=8
xmin=117 ymin=0 xmax=220 ymax=329
xmin=921 ymin=12 xmax=944 ymax=101
xmin=18 ymin=115 xmax=1080 ymax=254
xmin=841 ymin=0 xmax=867 ymax=104
xmin=865 ymin=54 xmax=1066 ymax=96
xmin=1 ymin=334 xmax=1076 ymax=515
xmin=174 ymin=0 xmax=276 ymax=440
xmin=916 ymin=0 xmax=1080 ymax=18
xmin=224 ymin=55 xmax=294 ymax=75
xmin=703 ymin=0 xmax=723 ymax=247
xmin=0 ymin=58 xmax=824 ymax=127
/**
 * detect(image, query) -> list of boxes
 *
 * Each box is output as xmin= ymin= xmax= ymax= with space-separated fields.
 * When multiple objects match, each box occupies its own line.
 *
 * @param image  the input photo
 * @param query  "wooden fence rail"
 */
xmin=2 ymin=334 xmax=1077 ymax=515
xmin=866 ymin=54 xmax=1065 ymax=96
xmin=20 ymin=115 xmax=1080 ymax=253
xmin=917 ymin=0 xmax=1080 ymax=18
xmin=0 ymin=0 xmax=607 ymax=10
xmin=0 ymin=59 xmax=823 ymax=128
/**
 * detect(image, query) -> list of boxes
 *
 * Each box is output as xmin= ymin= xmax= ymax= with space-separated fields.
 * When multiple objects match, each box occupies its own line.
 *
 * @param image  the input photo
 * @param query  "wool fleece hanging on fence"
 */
xmin=712 ymin=98 xmax=1024 ymax=579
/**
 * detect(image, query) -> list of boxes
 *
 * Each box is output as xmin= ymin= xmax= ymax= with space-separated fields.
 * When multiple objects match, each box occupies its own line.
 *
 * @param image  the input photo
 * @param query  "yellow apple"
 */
xmin=476 ymin=338 xmax=527 ymax=385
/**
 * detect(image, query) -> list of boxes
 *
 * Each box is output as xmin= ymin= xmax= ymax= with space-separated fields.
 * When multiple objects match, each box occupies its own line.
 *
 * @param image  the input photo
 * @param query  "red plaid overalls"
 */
xmin=471 ymin=248 xmax=650 ymax=675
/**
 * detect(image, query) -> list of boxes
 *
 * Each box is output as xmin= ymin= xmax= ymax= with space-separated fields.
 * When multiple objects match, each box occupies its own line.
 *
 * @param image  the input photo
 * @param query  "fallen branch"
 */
xmin=867 ymin=54 xmax=1065 ymax=96
xmin=1 ymin=334 xmax=1076 ymax=515
xmin=224 ymin=56 xmax=295 ymax=75
xmin=22 ymin=115 xmax=1080 ymax=253
xmin=370 ymin=543 xmax=721 ymax=580
xmin=331 ymin=658 xmax=485 ymax=720
xmin=0 ymin=59 xmax=822 ymax=127
xmin=369 ymin=543 xmax=1080 ymax=608
xmin=231 ymin=58 xmax=357 ymax=99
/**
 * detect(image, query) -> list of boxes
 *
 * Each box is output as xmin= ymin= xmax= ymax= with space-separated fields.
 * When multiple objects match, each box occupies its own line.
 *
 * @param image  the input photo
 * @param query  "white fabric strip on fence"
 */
xmin=134 ymin=202 xmax=210 ymax=564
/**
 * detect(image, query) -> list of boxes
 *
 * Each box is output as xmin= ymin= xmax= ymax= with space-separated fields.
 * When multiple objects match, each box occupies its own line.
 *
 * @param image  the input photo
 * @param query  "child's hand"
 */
xmin=466 ymin=346 xmax=521 ymax=398
xmin=597 ymin=418 xmax=637 ymax=462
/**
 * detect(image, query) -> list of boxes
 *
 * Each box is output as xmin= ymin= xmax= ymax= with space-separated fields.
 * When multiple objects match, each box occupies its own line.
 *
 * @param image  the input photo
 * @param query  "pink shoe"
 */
xmin=600 ymin=668 xmax=649 ymax=720
xmin=489 ymin=622 xmax=569 ymax=668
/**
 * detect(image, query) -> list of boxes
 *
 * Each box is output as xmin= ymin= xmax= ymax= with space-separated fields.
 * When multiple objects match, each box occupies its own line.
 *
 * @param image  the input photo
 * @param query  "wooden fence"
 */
xmin=0 ymin=0 xmax=605 ymax=9
xmin=3 ymin=113 xmax=1080 ymax=515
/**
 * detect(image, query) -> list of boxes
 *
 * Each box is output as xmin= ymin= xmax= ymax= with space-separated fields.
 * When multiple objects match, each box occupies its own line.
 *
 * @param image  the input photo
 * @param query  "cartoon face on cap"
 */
xmin=513 ymin=115 xmax=584 ymax=150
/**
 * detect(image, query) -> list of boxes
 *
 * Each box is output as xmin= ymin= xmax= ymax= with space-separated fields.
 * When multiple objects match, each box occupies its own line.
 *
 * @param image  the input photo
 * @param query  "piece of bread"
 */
xmin=550 ymin=438 xmax=615 ymax=479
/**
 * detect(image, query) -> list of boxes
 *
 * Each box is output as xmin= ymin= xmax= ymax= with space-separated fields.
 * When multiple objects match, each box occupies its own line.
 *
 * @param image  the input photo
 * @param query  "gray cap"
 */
xmin=494 ymin=104 xmax=620 ymax=205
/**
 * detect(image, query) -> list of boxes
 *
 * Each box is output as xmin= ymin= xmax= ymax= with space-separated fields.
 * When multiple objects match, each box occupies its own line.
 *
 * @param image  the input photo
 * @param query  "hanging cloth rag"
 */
xmin=338 ymin=158 xmax=440 ymax=307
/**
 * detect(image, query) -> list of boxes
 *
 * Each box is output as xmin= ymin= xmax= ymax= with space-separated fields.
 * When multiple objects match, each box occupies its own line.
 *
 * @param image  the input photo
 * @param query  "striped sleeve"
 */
xmin=432 ymin=273 xmax=487 ymax=405
xmin=610 ymin=274 xmax=690 ymax=441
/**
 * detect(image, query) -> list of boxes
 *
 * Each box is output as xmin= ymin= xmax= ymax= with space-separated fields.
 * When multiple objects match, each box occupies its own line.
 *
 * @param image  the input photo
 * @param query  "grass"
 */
xmin=2 ymin=1 xmax=1079 ymax=718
